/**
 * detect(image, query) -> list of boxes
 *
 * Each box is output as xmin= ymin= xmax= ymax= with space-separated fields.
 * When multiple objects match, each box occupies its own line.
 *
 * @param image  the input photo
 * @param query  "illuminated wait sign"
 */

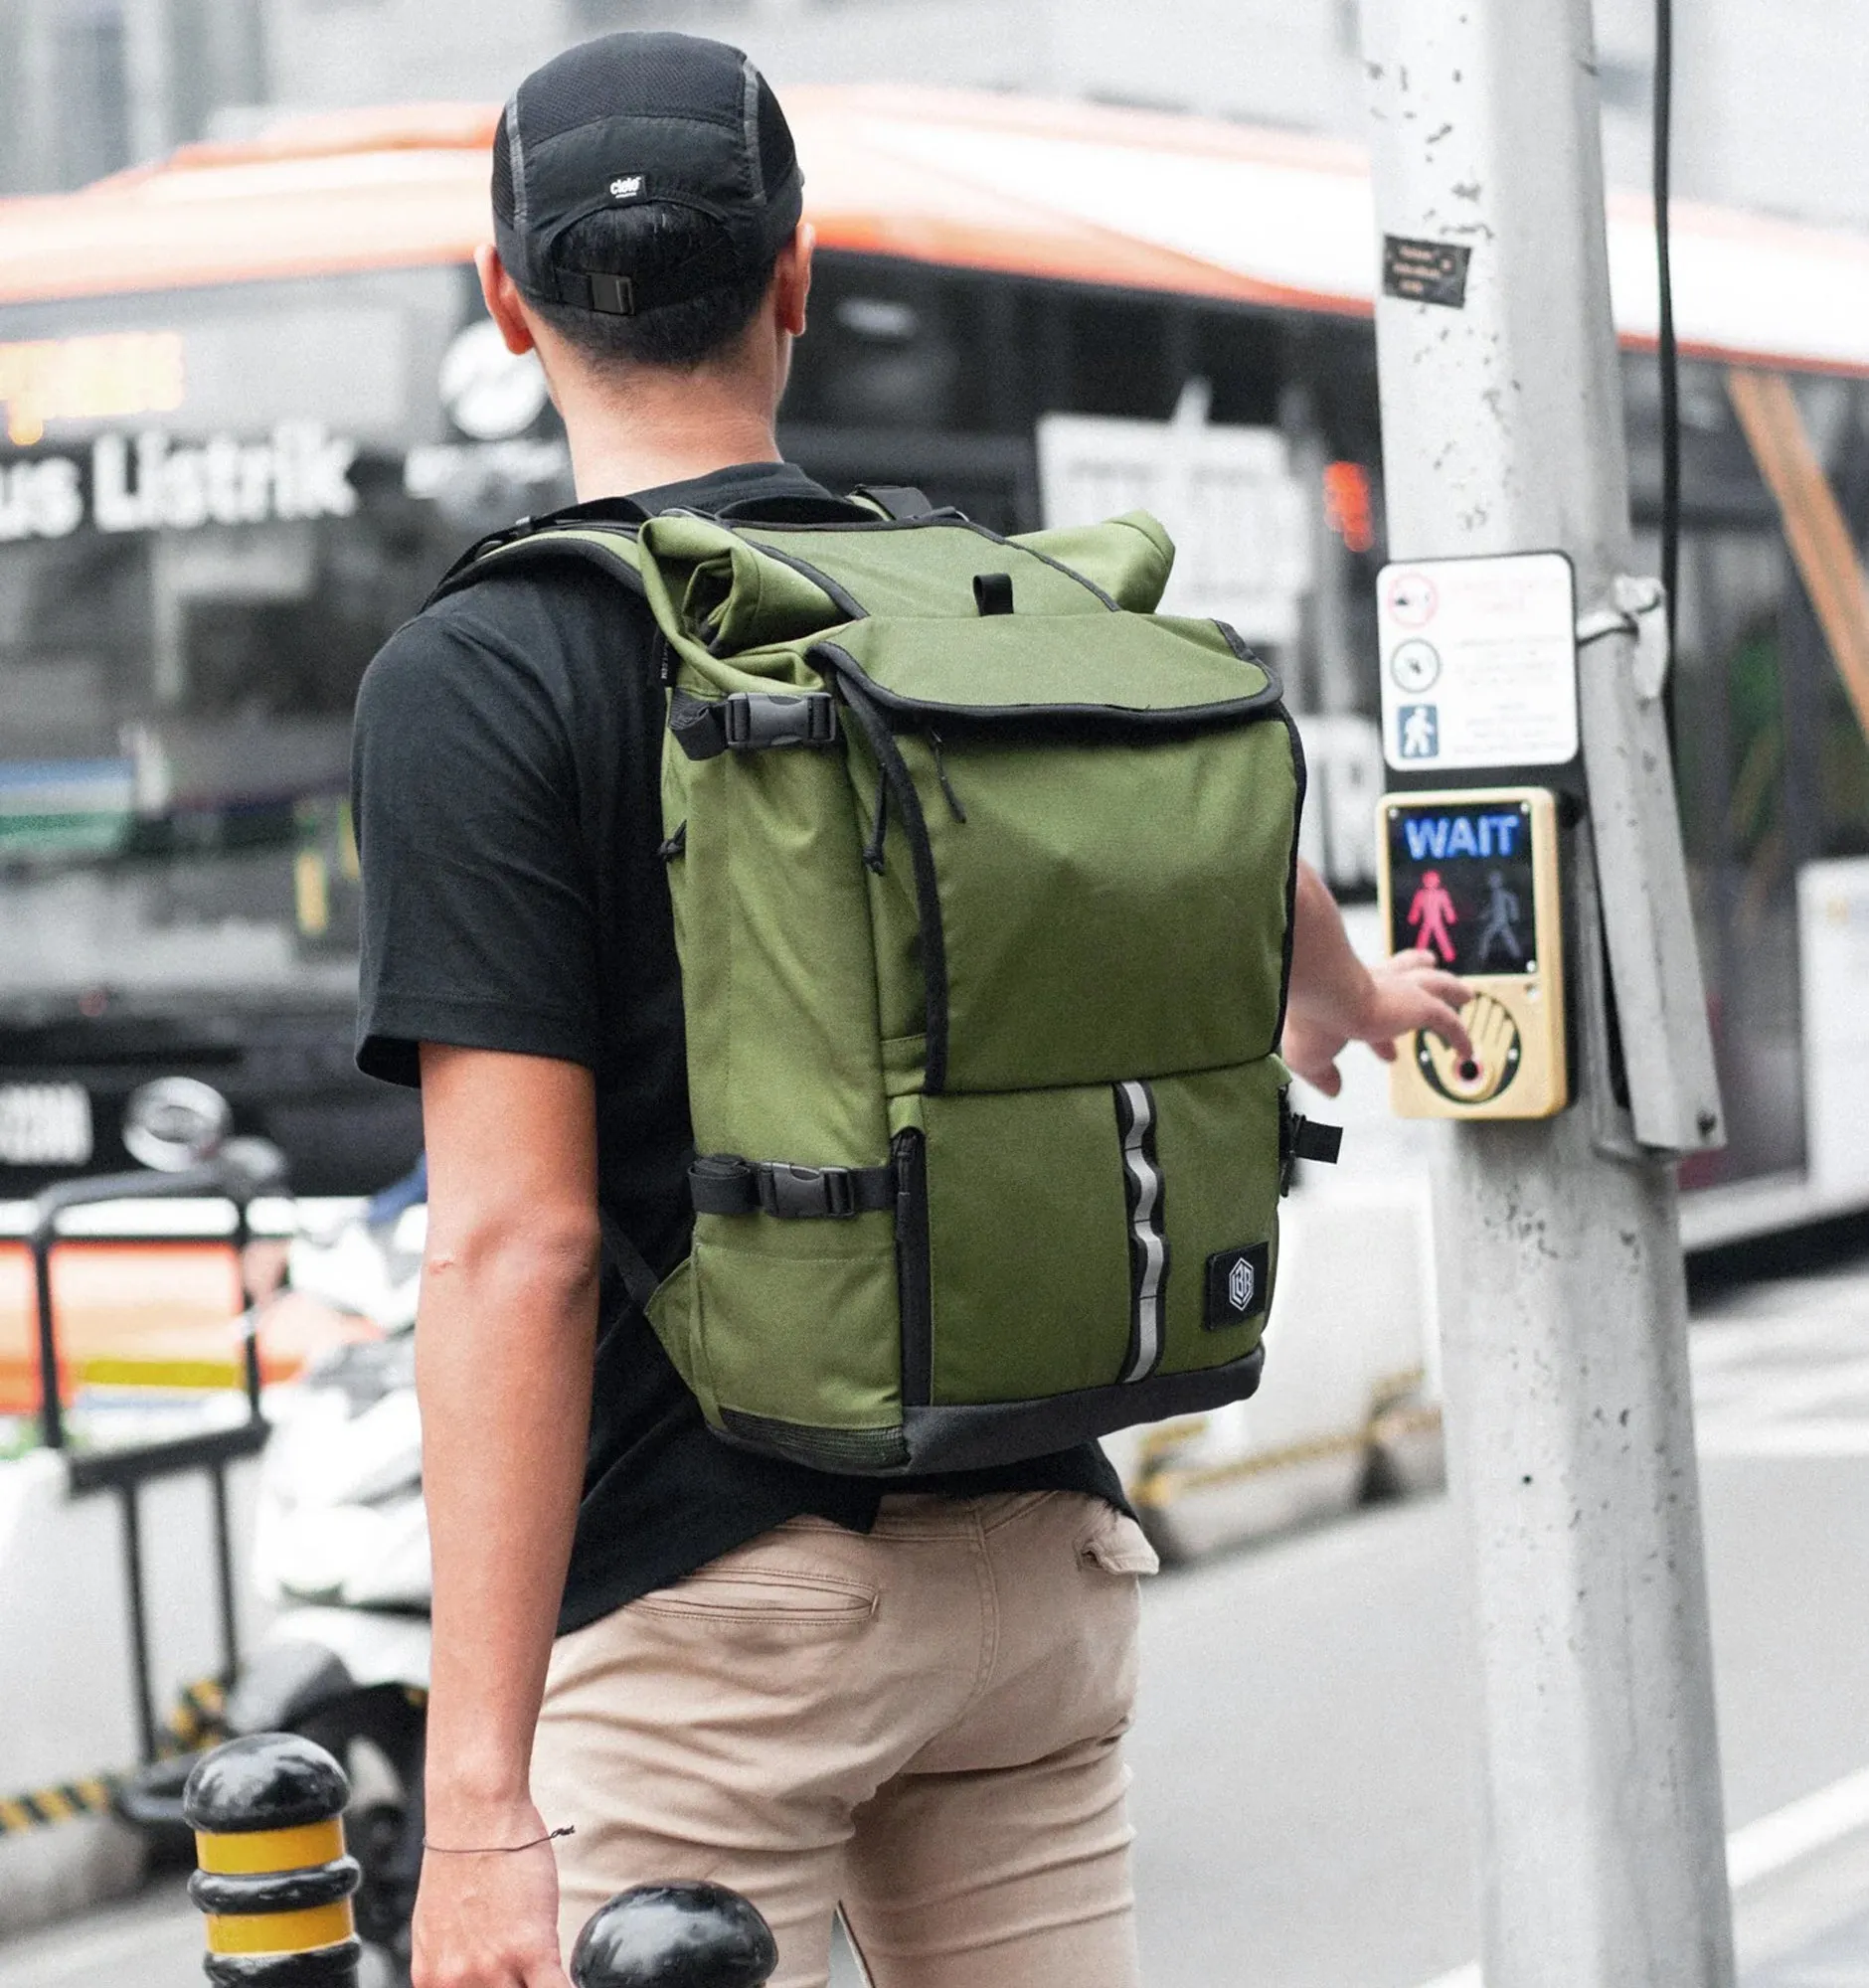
xmin=0 ymin=332 xmax=186 ymax=447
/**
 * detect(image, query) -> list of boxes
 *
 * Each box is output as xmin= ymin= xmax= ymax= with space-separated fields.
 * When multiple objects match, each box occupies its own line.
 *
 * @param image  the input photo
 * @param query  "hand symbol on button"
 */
xmin=1420 ymin=991 xmax=1521 ymax=1103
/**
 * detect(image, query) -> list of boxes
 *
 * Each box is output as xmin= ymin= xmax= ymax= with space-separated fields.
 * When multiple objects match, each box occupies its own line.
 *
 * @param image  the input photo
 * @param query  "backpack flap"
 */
xmin=814 ymin=610 xmax=1298 ymax=1095
xmin=1010 ymin=509 xmax=1176 ymax=613
xmin=819 ymin=607 xmax=1278 ymax=732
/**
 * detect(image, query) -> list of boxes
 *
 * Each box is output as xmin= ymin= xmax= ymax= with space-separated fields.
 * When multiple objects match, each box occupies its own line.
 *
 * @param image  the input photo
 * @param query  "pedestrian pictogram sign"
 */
xmin=1377 ymin=552 xmax=1578 ymax=772
xmin=1407 ymin=868 xmax=1459 ymax=962
xmin=1377 ymin=786 xmax=1569 ymax=1120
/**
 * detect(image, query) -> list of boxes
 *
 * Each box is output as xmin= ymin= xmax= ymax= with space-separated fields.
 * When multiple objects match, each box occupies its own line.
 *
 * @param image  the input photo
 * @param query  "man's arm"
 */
xmin=412 ymin=1046 xmax=599 ymax=1988
xmin=1282 ymin=859 xmax=1472 ymax=1098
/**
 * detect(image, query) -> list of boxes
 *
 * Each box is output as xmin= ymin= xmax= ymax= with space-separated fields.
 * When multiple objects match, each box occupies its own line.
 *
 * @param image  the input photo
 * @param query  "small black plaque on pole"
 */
xmin=1383 ymin=236 xmax=1473 ymax=308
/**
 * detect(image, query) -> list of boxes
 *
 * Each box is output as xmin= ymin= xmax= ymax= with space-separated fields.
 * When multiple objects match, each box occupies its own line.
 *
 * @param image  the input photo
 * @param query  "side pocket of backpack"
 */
xmin=644 ymin=1253 xmax=718 ymax=1424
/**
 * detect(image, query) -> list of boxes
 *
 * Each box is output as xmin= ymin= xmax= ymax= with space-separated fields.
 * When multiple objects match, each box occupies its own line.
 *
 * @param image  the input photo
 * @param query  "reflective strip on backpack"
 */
xmin=1114 ymin=1080 xmax=1168 ymax=1383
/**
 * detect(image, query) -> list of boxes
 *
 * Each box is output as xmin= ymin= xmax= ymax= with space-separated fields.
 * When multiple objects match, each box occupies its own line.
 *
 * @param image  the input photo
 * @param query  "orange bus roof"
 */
xmin=4 ymin=85 xmax=1869 ymax=377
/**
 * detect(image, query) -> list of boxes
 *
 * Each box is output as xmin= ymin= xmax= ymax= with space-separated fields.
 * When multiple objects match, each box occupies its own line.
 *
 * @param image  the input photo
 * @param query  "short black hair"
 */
xmin=535 ymin=203 xmax=779 ymax=369
xmin=492 ymin=118 xmax=781 ymax=370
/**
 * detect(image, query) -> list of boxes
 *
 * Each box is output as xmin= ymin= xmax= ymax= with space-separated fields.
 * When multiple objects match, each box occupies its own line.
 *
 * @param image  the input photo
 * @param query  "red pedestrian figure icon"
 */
xmin=1409 ymin=869 xmax=1458 ymax=963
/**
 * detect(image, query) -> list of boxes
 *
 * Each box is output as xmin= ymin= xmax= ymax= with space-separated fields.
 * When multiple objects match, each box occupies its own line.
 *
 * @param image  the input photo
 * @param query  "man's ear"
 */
xmin=772 ymin=221 xmax=815 ymax=339
xmin=476 ymin=245 xmax=538 ymax=357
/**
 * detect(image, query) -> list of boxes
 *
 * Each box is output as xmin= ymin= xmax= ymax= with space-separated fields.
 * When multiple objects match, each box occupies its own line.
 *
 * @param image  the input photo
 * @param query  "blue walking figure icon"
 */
xmin=1398 ymin=703 xmax=1439 ymax=759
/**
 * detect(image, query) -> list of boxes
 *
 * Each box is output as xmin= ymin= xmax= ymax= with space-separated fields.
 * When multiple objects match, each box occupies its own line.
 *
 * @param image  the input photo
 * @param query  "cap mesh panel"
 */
xmin=518 ymin=33 xmax=745 ymax=141
xmin=755 ymin=75 xmax=797 ymax=196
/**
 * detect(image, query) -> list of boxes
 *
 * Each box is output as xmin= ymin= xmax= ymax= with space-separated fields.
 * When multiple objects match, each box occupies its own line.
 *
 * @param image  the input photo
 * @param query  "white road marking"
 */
xmin=1412 ymin=1761 xmax=1869 ymax=1988
xmin=1729 ymin=1764 xmax=1869 ymax=1889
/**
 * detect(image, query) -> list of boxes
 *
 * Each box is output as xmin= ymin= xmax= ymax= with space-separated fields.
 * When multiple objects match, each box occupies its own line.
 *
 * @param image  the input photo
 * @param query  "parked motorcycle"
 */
xmin=119 ymin=1149 xmax=430 ymax=1988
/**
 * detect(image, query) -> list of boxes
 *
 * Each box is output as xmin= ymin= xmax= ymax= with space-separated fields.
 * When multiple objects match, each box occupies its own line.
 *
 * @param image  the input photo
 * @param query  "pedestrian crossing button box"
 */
xmin=1376 ymin=786 xmax=1568 ymax=1121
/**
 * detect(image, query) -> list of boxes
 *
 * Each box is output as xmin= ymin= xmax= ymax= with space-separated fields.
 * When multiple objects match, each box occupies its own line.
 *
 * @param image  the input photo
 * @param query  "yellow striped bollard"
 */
xmin=184 ymin=1734 xmax=363 ymax=1985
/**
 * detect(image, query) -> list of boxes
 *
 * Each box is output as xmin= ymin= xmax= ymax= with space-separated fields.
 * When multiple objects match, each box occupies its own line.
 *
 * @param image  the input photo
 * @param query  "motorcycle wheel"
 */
xmin=297 ymin=1688 xmax=425 ymax=1988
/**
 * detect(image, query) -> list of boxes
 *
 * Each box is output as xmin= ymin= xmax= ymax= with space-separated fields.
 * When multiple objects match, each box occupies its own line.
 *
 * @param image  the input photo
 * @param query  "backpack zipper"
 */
xmin=927 ymin=731 xmax=967 ymax=823
xmin=835 ymin=674 xmax=952 ymax=1093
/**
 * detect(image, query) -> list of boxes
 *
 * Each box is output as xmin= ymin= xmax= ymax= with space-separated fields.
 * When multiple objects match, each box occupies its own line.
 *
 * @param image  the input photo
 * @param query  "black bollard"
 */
xmin=571 ymin=1884 xmax=778 ymax=1988
xmin=184 ymin=1733 xmax=364 ymax=1985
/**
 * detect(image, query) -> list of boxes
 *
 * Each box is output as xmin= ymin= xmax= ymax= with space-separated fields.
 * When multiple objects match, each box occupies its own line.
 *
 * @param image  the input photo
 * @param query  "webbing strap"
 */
xmin=848 ymin=484 xmax=939 ymax=521
xmin=1278 ymin=1110 xmax=1343 ymax=1197
xmin=1291 ymin=1118 xmax=1343 ymax=1165
xmin=598 ymin=1210 xmax=661 ymax=1312
xmin=690 ymin=1155 xmax=896 ymax=1222
xmin=424 ymin=517 xmax=649 ymax=608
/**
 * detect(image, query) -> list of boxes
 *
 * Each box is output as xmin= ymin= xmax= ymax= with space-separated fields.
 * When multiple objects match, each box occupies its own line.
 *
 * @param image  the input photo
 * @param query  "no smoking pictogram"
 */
xmin=1385 ymin=570 xmax=1439 ymax=628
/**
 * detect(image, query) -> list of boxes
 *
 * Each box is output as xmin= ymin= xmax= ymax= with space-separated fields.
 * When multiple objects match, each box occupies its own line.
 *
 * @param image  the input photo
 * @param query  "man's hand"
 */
xmin=1284 ymin=947 xmax=1473 ymax=1097
xmin=412 ymin=1802 xmax=571 ymax=1988
xmin=1282 ymin=862 xmax=1472 ymax=1098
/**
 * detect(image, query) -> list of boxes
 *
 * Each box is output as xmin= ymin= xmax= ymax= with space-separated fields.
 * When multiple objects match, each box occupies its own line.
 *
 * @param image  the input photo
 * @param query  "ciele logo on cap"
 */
xmin=609 ymin=175 xmax=644 ymax=200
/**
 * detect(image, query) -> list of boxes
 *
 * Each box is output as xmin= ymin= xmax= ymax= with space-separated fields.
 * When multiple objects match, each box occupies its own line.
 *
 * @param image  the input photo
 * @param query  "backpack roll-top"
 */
xmin=455 ymin=503 xmax=1319 ymax=1474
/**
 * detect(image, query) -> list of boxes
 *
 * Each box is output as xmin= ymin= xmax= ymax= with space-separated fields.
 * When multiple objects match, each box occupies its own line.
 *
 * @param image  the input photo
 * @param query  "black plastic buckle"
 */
xmin=757 ymin=1163 xmax=858 ymax=1220
xmin=588 ymin=272 xmax=636 ymax=316
xmin=722 ymin=692 xmax=838 ymax=750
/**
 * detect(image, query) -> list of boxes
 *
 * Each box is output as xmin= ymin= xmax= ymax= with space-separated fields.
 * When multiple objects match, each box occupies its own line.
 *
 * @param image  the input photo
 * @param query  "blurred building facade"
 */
xmin=0 ymin=0 xmax=265 ymax=193
xmin=2 ymin=0 xmax=1868 ymax=233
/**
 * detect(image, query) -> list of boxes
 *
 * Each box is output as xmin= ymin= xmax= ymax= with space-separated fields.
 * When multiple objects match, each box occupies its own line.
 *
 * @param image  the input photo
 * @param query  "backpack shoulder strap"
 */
xmin=423 ymin=520 xmax=649 ymax=611
xmin=846 ymin=484 xmax=943 ymax=522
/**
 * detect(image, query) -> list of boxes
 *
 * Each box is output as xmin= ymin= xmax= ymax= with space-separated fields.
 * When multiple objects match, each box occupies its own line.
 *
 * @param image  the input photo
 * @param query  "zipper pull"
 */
xmin=928 ymin=732 xmax=967 ymax=823
xmin=863 ymin=764 xmax=890 ymax=874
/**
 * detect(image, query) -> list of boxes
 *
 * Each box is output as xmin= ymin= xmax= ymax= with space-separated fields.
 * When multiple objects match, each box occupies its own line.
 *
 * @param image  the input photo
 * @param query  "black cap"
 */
xmin=492 ymin=33 xmax=803 ymax=320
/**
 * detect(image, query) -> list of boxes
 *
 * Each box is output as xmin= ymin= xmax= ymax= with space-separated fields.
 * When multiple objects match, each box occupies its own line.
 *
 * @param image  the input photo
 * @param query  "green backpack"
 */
xmin=438 ymin=489 xmax=1335 ymax=1473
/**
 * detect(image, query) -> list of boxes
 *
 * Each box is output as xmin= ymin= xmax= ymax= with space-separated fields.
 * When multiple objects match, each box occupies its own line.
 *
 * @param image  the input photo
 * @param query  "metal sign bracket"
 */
xmin=1575 ymin=580 xmax=1724 ymax=1156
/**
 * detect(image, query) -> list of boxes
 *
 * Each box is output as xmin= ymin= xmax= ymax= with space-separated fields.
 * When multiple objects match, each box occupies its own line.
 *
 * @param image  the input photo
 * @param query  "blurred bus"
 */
xmin=1 ymin=88 xmax=1867 ymax=1251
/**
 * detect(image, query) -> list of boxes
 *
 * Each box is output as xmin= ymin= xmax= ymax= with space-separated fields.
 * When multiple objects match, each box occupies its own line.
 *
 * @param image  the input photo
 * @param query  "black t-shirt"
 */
xmin=351 ymin=461 xmax=1125 ymax=1635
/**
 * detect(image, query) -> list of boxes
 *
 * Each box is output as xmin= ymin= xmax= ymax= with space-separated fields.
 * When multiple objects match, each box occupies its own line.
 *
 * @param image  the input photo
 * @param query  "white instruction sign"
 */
xmin=1039 ymin=380 xmax=1312 ymax=645
xmin=1377 ymin=552 xmax=1578 ymax=771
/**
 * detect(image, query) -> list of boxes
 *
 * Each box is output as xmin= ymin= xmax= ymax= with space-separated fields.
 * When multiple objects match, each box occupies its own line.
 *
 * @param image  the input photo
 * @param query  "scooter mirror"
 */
xmin=122 ymin=1076 xmax=233 ymax=1172
xmin=219 ymin=1135 xmax=290 ymax=1199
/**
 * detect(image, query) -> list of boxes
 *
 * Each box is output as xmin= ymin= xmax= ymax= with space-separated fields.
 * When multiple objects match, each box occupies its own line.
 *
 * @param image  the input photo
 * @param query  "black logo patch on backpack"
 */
xmin=1204 ymin=1242 xmax=1271 ymax=1331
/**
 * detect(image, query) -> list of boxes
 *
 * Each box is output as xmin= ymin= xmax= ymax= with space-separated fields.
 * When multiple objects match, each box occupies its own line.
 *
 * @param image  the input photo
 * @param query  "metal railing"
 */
xmin=33 ymin=1147 xmax=282 ymax=1764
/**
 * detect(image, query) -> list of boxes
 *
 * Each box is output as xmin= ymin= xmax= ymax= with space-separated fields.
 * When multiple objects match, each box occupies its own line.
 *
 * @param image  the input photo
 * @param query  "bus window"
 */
xmin=1668 ymin=521 xmax=1807 ymax=1187
xmin=0 ymin=267 xmax=560 ymax=1193
xmin=1807 ymin=383 xmax=1869 ymax=861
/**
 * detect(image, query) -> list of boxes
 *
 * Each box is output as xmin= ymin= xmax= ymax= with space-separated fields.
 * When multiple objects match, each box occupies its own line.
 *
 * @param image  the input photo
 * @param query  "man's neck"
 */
xmin=556 ymin=357 xmax=782 ymax=503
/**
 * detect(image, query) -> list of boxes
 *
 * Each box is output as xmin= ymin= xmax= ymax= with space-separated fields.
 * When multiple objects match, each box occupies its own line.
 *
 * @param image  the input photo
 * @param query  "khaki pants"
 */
xmin=532 ymin=1489 xmax=1158 ymax=1988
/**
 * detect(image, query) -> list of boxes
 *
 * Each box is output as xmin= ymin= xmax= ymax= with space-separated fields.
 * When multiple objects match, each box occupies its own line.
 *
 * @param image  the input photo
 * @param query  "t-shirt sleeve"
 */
xmin=351 ymin=606 xmax=598 ymax=1086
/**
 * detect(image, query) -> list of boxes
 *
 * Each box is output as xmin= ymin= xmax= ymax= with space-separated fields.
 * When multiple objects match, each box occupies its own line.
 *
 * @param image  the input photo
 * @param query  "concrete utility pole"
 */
xmin=1359 ymin=4 xmax=1736 ymax=1985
